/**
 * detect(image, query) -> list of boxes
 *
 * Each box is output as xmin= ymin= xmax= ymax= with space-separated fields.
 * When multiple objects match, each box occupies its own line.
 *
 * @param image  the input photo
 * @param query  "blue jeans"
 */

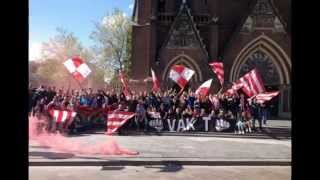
xmin=135 ymin=115 xmax=148 ymax=131
xmin=261 ymin=110 xmax=268 ymax=125
xmin=252 ymin=117 xmax=262 ymax=129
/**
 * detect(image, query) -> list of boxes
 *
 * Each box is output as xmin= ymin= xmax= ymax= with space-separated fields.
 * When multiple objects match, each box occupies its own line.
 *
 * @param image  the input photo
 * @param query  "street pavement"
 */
xmin=29 ymin=135 xmax=291 ymax=165
xmin=29 ymin=166 xmax=291 ymax=180
xmin=29 ymin=119 xmax=291 ymax=165
xmin=29 ymin=120 xmax=291 ymax=179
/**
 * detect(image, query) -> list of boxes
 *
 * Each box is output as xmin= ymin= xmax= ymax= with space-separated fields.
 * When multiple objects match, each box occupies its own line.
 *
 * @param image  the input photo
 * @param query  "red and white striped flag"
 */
xmin=255 ymin=91 xmax=280 ymax=104
xmin=63 ymin=56 xmax=91 ymax=82
xmin=238 ymin=69 xmax=265 ymax=97
xmin=209 ymin=62 xmax=224 ymax=86
xmin=106 ymin=111 xmax=135 ymax=135
xmin=49 ymin=109 xmax=77 ymax=128
xmin=151 ymin=68 xmax=160 ymax=92
xmin=195 ymin=79 xmax=213 ymax=96
xmin=224 ymin=81 xmax=243 ymax=96
xmin=232 ymin=81 xmax=244 ymax=91
xmin=169 ymin=65 xmax=195 ymax=89
xmin=119 ymin=71 xmax=131 ymax=99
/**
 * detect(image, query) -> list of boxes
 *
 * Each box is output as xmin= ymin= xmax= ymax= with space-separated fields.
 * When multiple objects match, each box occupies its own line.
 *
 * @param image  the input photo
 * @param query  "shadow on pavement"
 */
xmin=66 ymin=134 xmax=92 ymax=138
xmin=75 ymin=156 xmax=108 ymax=160
xmin=145 ymin=164 xmax=184 ymax=173
xmin=29 ymin=151 xmax=75 ymax=159
xmin=101 ymin=166 xmax=125 ymax=171
xmin=30 ymin=145 xmax=51 ymax=149
xmin=262 ymin=127 xmax=291 ymax=140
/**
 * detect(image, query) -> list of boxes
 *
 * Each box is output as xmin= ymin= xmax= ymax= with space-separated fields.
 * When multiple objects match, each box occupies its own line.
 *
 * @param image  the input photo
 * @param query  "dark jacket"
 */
xmin=250 ymin=102 xmax=262 ymax=119
xmin=128 ymin=100 xmax=138 ymax=112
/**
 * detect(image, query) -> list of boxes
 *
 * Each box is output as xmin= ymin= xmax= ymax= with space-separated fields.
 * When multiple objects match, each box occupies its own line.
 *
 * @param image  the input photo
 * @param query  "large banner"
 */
xmin=69 ymin=106 xmax=233 ymax=133
xmin=148 ymin=117 xmax=218 ymax=132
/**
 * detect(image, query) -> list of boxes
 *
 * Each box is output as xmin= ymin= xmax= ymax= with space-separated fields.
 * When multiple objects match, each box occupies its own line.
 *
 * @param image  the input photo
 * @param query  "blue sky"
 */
xmin=29 ymin=0 xmax=134 ymax=60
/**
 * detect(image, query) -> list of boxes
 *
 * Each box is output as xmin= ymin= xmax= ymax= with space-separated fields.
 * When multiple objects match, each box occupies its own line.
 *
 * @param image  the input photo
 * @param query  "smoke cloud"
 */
xmin=29 ymin=116 xmax=139 ymax=156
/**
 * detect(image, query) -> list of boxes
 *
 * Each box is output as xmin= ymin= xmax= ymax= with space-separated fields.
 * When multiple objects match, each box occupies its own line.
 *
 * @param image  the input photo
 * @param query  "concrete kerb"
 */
xmin=118 ymin=132 xmax=291 ymax=140
xmin=29 ymin=159 xmax=291 ymax=167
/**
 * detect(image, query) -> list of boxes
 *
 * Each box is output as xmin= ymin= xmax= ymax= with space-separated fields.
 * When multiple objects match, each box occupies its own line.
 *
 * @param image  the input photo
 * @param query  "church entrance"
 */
xmin=237 ymin=50 xmax=283 ymax=118
xmin=162 ymin=54 xmax=203 ymax=90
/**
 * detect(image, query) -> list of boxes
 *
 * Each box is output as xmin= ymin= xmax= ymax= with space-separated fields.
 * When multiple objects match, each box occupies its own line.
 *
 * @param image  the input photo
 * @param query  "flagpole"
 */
xmin=69 ymin=73 xmax=83 ymax=90
xmin=75 ymin=79 xmax=84 ymax=90
xmin=217 ymin=84 xmax=224 ymax=95
xmin=217 ymin=88 xmax=223 ymax=96
xmin=67 ymin=83 xmax=71 ymax=96
xmin=177 ymin=86 xmax=185 ymax=96
xmin=64 ymin=66 xmax=83 ymax=90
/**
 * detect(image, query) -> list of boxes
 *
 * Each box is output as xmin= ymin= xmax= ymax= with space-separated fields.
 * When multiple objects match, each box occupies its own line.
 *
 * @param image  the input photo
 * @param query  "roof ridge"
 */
xmin=159 ymin=3 xmax=209 ymax=59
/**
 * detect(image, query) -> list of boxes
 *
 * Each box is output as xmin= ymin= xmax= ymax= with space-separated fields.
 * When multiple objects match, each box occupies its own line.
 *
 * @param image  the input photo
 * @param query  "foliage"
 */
xmin=90 ymin=8 xmax=132 ymax=76
xmin=30 ymin=8 xmax=134 ymax=88
xmin=30 ymin=28 xmax=105 ymax=88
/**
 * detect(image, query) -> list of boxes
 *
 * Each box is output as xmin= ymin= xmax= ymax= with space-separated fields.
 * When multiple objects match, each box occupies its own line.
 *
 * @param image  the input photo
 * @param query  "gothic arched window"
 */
xmin=239 ymin=50 xmax=280 ymax=86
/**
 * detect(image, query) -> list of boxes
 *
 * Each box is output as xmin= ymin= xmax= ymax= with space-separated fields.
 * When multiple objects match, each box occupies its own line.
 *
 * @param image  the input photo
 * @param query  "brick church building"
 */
xmin=130 ymin=0 xmax=291 ymax=118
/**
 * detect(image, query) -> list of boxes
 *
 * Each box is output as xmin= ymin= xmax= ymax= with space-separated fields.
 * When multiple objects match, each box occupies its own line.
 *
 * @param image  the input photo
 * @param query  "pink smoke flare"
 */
xmin=29 ymin=116 xmax=139 ymax=156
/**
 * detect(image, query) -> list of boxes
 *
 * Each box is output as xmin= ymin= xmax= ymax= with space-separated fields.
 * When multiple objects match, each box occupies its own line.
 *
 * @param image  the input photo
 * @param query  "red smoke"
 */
xmin=29 ymin=116 xmax=139 ymax=155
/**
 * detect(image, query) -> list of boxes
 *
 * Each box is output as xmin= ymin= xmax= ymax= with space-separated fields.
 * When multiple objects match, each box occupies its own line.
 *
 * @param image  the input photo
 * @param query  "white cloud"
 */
xmin=129 ymin=4 xmax=134 ymax=10
xmin=29 ymin=42 xmax=42 ymax=61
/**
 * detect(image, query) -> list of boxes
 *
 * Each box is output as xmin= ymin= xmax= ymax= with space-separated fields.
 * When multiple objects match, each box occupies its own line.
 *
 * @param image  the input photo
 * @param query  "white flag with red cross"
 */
xmin=169 ymin=65 xmax=195 ymax=90
xmin=63 ymin=56 xmax=91 ymax=82
xmin=195 ymin=79 xmax=213 ymax=96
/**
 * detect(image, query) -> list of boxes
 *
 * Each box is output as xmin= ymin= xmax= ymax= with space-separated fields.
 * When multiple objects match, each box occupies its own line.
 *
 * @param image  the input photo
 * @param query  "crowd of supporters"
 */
xmin=29 ymin=85 xmax=270 ymax=135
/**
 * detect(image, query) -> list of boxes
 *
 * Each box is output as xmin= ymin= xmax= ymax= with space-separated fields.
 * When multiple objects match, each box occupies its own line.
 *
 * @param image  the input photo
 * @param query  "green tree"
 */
xmin=90 ymin=9 xmax=132 ymax=76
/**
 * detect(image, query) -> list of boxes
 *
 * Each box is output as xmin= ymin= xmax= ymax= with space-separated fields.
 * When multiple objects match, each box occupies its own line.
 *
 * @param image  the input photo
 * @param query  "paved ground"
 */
xmin=29 ymin=119 xmax=291 ymax=166
xmin=29 ymin=134 xmax=291 ymax=165
xmin=264 ymin=120 xmax=291 ymax=127
xmin=29 ymin=166 xmax=291 ymax=180
xmin=29 ymin=120 xmax=291 ymax=179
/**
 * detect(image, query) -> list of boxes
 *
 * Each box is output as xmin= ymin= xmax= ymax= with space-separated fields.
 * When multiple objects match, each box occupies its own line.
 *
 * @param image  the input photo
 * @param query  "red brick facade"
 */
xmin=130 ymin=0 xmax=291 ymax=118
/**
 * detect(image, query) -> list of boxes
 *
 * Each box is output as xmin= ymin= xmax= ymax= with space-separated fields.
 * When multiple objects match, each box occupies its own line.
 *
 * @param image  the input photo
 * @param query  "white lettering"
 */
xmin=202 ymin=116 xmax=211 ymax=132
xmin=184 ymin=118 xmax=196 ymax=131
xmin=177 ymin=119 xmax=186 ymax=132
xmin=167 ymin=119 xmax=176 ymax=132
